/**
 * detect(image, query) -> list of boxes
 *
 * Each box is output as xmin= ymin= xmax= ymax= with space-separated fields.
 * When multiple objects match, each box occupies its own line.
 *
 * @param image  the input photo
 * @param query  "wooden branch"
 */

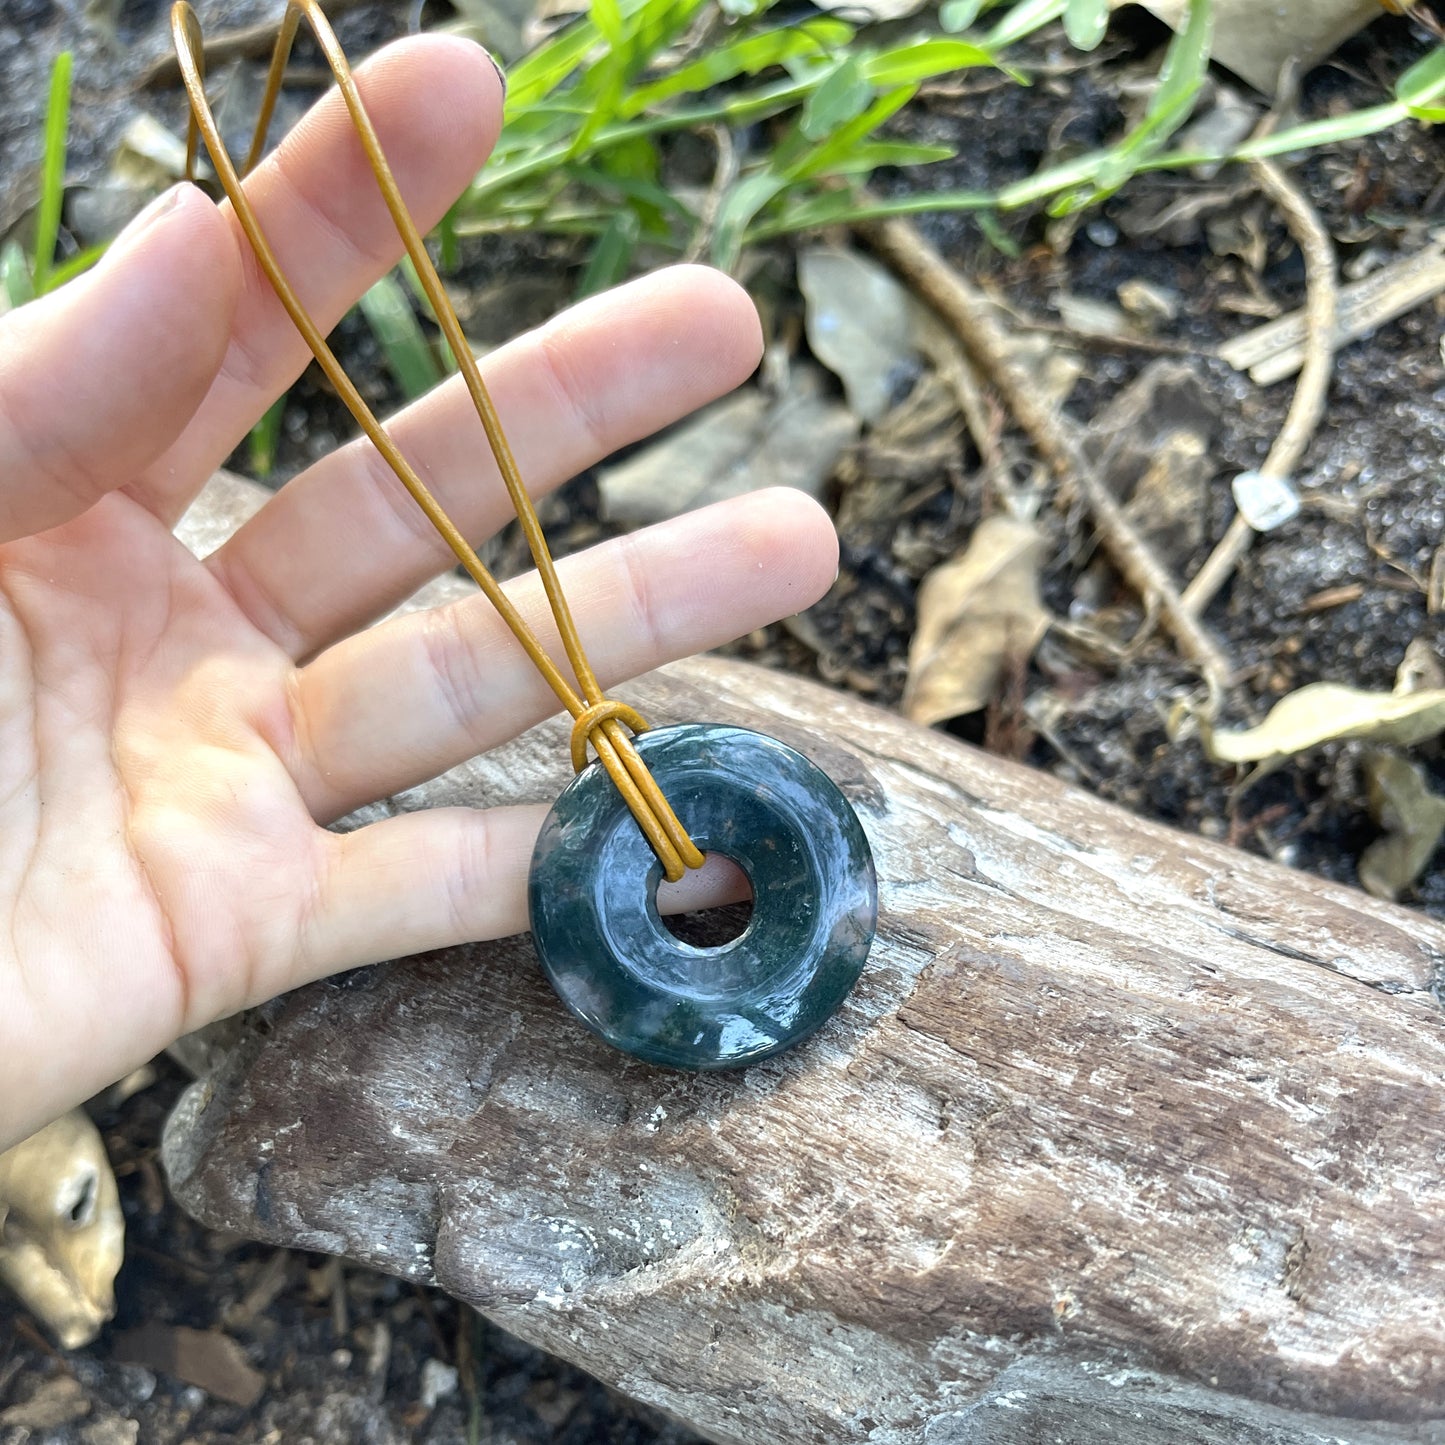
xmin=164 ymin=474 xmax=1445 ymax=1445
xmin=1182 ymin=156 xmax=1340 ymax=618
xmin=864 ymin=218 xmax=1235 ymax=697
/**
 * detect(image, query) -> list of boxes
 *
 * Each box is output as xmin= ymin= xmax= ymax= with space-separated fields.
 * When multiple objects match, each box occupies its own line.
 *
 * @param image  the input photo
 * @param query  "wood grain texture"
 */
xmin=166 ymin=474 xmax=1445 ymax=1445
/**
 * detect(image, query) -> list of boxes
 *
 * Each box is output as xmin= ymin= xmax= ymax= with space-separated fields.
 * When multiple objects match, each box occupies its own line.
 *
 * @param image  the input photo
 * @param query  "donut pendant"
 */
xmin=528 ymin=724 xmax=877 ymax=1069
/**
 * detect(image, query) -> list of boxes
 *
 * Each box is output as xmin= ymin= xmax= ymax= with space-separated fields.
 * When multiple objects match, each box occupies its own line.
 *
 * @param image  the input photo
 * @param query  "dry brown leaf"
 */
xmin=598 ymin=365 xmax=857 ymax=527
xmin=904 ymin=515 xmax=1048 ymax=727
xmin=799 ymin=246 xmax=921 ymax=424
xmin=1359 ymin=752 xmax=1445 ymax=901
xmin=1205 ymin=683 xmax=1445 ymax=766
xmin=0 ymin=1109 xmax=124 ymax=1349
xmin=1134 ymin=0 xmax=1380 ymax=95
xmin=112 ymin=1323 xmax=266 ymax=1407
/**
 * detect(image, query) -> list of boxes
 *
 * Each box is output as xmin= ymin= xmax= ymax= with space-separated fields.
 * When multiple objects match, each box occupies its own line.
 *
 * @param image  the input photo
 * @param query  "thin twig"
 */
xmin=923 ymin=329 xmax=1009 ymax=497
xmin=1181 ymin=157 xmax=1339 ymax=617
xmin=681 ymin=123 xmax=737 ymax=265
xmin=866 ymin=216 xmax=1234 ymax=697
xmin=1011 ymin=315 xmax=1207 ymax=360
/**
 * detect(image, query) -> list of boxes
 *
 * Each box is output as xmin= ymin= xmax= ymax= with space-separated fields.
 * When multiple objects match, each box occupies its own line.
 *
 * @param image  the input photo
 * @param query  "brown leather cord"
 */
xmin=170 ymin=0 xmax=705 ymax=881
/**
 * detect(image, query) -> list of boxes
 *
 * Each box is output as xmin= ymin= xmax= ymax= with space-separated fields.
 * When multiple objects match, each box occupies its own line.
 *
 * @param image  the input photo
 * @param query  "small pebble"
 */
xmin=119 ymin=1364 xmax=157 ymax=1404
xmin=1232 ymin=471 xmax=1300 ymax=532
xmin=419 ymin=1360 xmax=458 ymax=1411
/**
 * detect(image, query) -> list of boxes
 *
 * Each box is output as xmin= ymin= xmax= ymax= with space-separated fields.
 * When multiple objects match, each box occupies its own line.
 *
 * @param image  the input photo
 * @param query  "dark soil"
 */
xmin=3 ymin=1 xmax=1445 ymax=1441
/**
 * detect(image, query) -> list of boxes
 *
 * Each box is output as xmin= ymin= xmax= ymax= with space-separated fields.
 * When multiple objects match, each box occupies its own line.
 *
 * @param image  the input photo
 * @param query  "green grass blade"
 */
xmin=1055 ymin=0 xmax=1210 ymax=208
xmin=565 ymin=159 xmax=693 ymax=222
xmin=505 ymin=17 xmax=602 ymax=113
xmin=865 ymin=38 xmax=996 ymax=86
xmin=800 ymin=53 xmax=873 ymax=140
xmin=711 ymin=169 xmax=788 ymax=270
xmin=940 ymin=0 xmax=989 ymax=32
xmin=247 ymin=397 xmax=286 ymax=480
xmin=1 ymin=240 xmax=35 ymax=309
xmin=749 ymin=184 xmax=993 ymax=241
xmin=985 ymin=0 xmax=1064 ymax=47
xmin=1064 ymin=0 xmax=1109 ymax=50
xmin=785 ymin=82 xmax=917 ymax=179
xmin=32 ymin=50 xmax=73 ymax=297
xmin=468 ymin=73 xmax=818 ymax=208
xmin=358 ymin=271 xmax=444 ymax=401
xmin=44 ymin=243 xmax=105 ymax=290
xmin=1397 ymin=45 xmax=1445 ymax=109
xmin=623 ymin=19 xmax=851 ymax=115
xmin=994 ymin=35 xmax=1435 ymax=211
xmin=397 ymin=255 xmax=460 ymax=373
xmin=576 ymin=207 xmax=640 ymax=296
xmin=591 ymin=0 xmax=624 ymax=47
xmin=438 ymin=204 xmax=460 ymax=273
xmin=811 ymin=139 xmax=956 ymax=174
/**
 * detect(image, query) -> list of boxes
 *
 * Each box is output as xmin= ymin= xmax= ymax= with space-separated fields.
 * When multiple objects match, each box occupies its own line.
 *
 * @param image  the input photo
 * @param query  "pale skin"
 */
xmin=0 ymin=36 xmax=837 ymax=1152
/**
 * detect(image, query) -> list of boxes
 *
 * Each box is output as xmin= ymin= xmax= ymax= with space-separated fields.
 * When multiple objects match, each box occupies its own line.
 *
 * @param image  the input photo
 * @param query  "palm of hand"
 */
xmin=3 ymin=498 xmax=311 ymax=1082
xmin=0 ymin=37 xmax=835 ymax=1148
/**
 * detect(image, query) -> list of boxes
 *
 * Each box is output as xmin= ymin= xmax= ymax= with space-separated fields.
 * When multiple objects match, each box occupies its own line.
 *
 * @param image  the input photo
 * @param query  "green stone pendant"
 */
xmin=528 ymin=724 xmax=877 ymax=1070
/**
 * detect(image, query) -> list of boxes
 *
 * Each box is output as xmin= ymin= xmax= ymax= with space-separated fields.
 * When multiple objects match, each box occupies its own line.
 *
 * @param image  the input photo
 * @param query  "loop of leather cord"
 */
xmin=169 ymin=0 xmax=705 ymax=881
xmin=569 ymin=700 xmax=651 ymax=775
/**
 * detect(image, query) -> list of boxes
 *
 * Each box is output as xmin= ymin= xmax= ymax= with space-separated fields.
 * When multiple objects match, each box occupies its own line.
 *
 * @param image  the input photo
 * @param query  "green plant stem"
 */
xmin=33 ymin=51 xmax=73 ymax=297
xmin=472 ymin=74 xmax=817 ymax=205
xmin=747 ymin=76 xmax=1445 ymax=243
xmin=984 ymin=0 xmax=1065 ymax=47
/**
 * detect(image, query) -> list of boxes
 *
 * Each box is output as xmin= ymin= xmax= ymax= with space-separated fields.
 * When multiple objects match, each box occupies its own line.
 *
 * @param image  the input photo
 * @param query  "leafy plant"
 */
xmin=451 ymin=0 xmax=1445 ymax=277
xmin=1053 ymin=0 xmax=1213 ymax=212
xmin=752 ymin=0 xmax=1445 ymax=236
xmin=451 ymin=0 xmax=1001 ymax=271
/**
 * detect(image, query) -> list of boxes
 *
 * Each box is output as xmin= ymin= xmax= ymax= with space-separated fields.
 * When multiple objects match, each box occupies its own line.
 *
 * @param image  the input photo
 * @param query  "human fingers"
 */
xmin=206 ymin=265 xmax=763 ymax=660
xmin=289 ymin=488 xmax=838 ymax=820
xmin=292 ymin=807 xmax=752 ymax=985
xmin=0 ymin=185 xmax=238 ymax=542
xmin=130 ymin=34 xmax=503 ymax=522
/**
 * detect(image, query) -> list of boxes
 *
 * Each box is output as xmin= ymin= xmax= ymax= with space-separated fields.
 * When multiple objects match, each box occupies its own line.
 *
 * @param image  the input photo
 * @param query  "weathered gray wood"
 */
xmin=166 ymin=474 xmax=1445 ymax=1445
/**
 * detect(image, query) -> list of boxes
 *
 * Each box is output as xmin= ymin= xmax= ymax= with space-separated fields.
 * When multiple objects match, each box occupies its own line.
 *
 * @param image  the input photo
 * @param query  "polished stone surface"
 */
xmin=528 ymin=724 xmax=878 ymax=1069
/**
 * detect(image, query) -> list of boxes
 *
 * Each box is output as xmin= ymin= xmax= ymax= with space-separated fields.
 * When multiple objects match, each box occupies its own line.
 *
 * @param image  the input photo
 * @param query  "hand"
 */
xmin=0 ymin=36 xmax=837 ymax=1150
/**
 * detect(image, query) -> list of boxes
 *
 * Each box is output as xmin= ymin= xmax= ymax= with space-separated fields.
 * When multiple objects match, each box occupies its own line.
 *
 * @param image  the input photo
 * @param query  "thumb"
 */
xmin=0 ymin=182 xmax=241 ymax=542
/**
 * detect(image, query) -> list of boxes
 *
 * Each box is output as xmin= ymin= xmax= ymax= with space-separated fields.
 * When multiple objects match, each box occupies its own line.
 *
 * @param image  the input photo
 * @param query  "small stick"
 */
xmin=1217 ymin=238 xmax=1445 ymax=383
xmin=866 ymin=216 xmax=1233 ymax=696
xmin=681 ymin=123 xmax=738 ymax=265
xmin=1181 ymin=157 xmax=1339 ymax=618
xmin=922 ymin=329 xmax=1009 ymax=496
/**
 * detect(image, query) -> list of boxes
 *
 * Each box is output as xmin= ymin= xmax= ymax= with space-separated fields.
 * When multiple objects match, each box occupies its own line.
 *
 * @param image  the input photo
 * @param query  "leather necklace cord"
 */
xmin=170 ymin=0 xmax=706 ymax=881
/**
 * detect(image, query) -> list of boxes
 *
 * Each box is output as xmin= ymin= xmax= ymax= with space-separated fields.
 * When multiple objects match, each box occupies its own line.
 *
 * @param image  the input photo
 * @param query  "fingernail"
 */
xmin=485 ymin=48 xmax=508 ymax=101
xmin=112 ymin=184 xmax=189 ymax=251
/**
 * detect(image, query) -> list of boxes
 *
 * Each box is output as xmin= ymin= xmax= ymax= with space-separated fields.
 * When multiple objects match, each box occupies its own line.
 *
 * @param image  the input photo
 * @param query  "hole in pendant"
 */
xmin=656 ymin=853 xmax=754 ymax=948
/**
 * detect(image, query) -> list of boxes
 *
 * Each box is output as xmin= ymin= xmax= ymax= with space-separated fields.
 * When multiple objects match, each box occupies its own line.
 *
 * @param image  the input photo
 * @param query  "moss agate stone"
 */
xmin=528 ymin=724 xmax=877 ymax=1070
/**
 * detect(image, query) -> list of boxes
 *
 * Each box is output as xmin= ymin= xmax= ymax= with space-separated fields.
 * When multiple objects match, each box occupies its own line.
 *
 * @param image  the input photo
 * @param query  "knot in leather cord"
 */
xmin=169 ymin=0 xmax=705 ymax=881
xmin=570 ymin=701 xmax=650 ymax=774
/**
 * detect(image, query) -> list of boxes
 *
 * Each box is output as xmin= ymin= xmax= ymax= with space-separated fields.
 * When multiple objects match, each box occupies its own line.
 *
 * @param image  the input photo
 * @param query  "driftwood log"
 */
xmin=164 ymin=475 xmax=1445 ymax=1445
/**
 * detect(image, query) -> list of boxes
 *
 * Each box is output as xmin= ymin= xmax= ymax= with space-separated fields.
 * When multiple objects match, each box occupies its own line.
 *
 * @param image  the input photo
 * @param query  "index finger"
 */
xmin=130 ymin=34 xmax=504 ymax=523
